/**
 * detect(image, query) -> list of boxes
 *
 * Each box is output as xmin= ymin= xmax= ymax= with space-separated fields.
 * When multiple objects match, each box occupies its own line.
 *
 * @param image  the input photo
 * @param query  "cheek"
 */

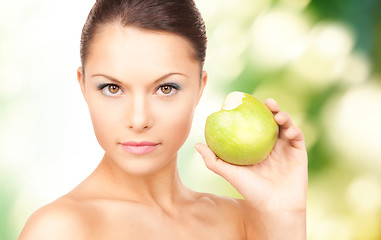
xmin=87 ymin=98 xmax=123 ymax=149
xmin=156 ymin=97 xmax=196 ymax=144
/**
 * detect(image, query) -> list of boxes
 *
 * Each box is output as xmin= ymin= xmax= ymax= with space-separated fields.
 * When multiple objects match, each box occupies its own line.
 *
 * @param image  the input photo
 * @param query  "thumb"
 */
xmin=194 ymin=143 xmax=235 ymax=182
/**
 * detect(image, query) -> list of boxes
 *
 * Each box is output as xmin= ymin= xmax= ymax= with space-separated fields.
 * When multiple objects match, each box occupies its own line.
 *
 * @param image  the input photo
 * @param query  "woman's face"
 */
xmin=77 ymin=24 xmax=207 ymax=176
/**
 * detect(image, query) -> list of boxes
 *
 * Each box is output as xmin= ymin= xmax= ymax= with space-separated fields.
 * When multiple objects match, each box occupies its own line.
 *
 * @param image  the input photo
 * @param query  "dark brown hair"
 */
xmin=80 ymin=0 xmax=207 ymax=70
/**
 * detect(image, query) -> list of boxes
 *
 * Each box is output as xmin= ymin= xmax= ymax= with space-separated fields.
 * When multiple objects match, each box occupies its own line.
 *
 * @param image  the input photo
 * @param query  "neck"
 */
xmin=87 ymin=153 xmax=192 ymax=208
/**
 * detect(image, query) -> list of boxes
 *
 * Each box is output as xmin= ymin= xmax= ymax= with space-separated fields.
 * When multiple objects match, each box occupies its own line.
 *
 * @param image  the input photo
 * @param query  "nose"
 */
xmin=126 ymin=94 xmax=153 ymax=132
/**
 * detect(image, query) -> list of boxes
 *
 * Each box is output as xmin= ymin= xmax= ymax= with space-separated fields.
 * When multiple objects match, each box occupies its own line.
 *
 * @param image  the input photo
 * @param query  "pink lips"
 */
xmin=121 ymin=141 xmax=159 ymax=155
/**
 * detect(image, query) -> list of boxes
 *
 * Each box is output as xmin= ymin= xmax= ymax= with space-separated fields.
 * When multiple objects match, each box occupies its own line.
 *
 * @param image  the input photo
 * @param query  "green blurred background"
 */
xmin=1 ymin=0 xmax=381 ymax=239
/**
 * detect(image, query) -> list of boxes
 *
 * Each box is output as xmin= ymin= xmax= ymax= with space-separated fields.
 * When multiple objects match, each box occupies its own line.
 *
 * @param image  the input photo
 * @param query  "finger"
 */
xmin=284 ymin=125 xmax=304 ymax=141
xmin=265 ymin=98 xmax=280 ymax=114
xmin=274 ymin=111 xmax=293 ymax=129
xmin=283 ymin=125 xmax=306 ymax=149
xmin=194 ymin=143 xmax=235 ymax=180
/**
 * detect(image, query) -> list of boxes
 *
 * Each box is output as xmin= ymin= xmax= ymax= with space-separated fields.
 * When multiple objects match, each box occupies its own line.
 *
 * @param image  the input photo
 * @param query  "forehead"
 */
xmin=85 ymin=24 xmax=199 ymax=77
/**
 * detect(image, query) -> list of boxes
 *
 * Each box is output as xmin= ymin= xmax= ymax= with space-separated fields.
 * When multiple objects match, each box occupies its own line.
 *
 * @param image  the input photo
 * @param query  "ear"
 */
xmin=77 ymin=66 xmax=87 ymax=103
xmin=196 ymin=70 xmax=208 ymax=106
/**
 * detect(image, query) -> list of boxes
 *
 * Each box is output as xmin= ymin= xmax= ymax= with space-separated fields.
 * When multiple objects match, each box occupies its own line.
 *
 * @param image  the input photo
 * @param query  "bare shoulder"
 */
xmin=196 ymin=191 xmax=242 ymax=207
xmin=191 ymin=192 xmax=247 ymax=237
xmin=18 ymin=196 xmax=93 ymax=240
xmin=193 ymin=191 xmax=246 ymax=220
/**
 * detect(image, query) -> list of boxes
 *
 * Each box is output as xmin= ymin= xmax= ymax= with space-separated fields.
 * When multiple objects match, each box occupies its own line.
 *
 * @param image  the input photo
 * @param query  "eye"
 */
xmin=161 ymin=85 xmax=172 ymax=94
xmin=156 ymin=83 xmax=181 ymax=96
xmin=108 ymin=85 xmax=120 ymax=94
xmin=97 ymin=84 xmax=123 ymax=96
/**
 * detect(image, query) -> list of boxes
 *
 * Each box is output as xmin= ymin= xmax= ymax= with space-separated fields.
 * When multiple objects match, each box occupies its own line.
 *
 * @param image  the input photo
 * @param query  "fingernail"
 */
xmin=194 ymin=143 xmax=201 ymax=152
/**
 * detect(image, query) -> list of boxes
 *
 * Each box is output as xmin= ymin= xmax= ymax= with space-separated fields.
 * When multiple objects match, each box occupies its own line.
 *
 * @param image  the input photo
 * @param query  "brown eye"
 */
xmin=108 ymin=85 xmax=120 ymax=94
xmin=160 ymin=85 xmax=172 ymax=94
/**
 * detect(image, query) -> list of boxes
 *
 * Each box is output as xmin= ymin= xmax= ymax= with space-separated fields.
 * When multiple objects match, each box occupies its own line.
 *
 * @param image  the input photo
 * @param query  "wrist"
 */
xmin=248 ymin=207 xmax=306 ymax=240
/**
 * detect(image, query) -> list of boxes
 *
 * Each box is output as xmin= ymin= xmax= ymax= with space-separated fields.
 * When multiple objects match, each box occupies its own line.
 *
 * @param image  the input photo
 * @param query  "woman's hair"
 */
xmin=80 ymin=0 xmax=207 ymax=70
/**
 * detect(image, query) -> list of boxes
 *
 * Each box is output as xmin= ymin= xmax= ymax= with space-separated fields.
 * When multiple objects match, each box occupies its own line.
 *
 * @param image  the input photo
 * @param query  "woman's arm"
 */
xmin=195 ymin=98 xmax=308 ymax=240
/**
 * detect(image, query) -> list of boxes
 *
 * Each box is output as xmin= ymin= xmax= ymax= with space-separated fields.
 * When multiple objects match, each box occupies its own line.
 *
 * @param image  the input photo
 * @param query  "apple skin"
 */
xmin=205 ymin=92 xmax=279 ymax=165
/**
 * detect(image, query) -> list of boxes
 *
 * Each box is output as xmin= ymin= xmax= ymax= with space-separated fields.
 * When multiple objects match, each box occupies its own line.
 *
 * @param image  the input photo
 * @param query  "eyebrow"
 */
xmin=90 ymin=72 xmax=188 ymax=85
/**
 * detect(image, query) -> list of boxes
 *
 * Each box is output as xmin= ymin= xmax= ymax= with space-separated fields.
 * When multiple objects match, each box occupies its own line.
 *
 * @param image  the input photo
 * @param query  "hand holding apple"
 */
xmin=195 ymin=95 xmax=308 ymax=238
xmin=195 ymin=94 xmax=308 ymax=212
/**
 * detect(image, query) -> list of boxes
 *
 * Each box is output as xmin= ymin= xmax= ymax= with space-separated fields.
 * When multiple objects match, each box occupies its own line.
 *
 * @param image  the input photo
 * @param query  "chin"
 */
xmin=104 ymin=150 xmax=178 ymax=177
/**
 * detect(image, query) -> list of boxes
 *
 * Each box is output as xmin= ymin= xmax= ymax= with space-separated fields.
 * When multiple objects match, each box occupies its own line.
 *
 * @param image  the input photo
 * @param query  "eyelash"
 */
xmin=97 ymin=83 xmax=122 ymax=96
xmin=96 ymin=82 xmax=181 ymax=96
xmin=157 ymin=83 xmax=181 ymax=95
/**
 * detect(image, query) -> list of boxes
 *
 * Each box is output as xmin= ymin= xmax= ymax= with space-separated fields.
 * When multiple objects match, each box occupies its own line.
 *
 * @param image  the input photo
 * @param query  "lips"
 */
xmin=120 ymin=141 xmax=159 ymax=155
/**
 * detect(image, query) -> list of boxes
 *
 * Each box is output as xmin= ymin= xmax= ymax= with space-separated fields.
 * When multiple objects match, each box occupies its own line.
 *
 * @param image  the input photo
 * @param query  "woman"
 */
xmin=19 ymin=0 xmax=307 ymax=239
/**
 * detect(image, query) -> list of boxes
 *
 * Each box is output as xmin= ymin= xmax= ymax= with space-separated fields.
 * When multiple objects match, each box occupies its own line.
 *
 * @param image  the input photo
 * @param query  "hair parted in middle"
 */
xmin=80 ymin=0 xmax=207 ymax=69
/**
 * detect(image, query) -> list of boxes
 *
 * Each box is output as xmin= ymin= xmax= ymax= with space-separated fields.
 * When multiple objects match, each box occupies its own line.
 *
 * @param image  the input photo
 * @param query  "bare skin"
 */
xmin=19 ymin=23 xmax=307 ymax=240
xmin=19 ymin=162 xmax=246 ymax=240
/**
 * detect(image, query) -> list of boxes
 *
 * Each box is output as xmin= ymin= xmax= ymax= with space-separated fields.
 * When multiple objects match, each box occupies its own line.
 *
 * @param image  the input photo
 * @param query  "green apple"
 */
xmin=205 ymin=91 xmax=279 ymax=165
